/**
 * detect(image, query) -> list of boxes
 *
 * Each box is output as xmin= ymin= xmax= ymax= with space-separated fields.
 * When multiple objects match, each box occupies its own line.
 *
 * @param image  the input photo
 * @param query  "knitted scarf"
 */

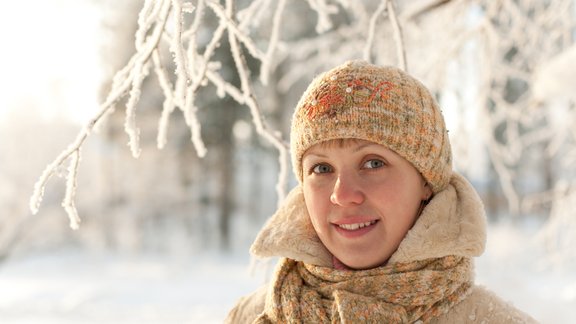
xmin=254 ymin=255 xmax=473 ymax=323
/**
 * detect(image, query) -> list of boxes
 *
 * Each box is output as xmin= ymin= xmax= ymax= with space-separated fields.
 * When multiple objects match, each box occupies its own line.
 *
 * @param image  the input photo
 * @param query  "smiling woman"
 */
xmin=227 ymin=60 xmax=537 ymax=323
xmin=0 ymin=0 xmax=102 ymax=124
xmin=302 ymin=139 xmax=431 ymax=270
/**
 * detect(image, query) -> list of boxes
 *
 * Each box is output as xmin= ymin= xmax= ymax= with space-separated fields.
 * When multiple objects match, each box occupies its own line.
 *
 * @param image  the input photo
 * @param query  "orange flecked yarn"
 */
xmin=254 ymin=256 xmax=473 ymax=323
xmin=290 ymin=60 xmax=452 ymax=193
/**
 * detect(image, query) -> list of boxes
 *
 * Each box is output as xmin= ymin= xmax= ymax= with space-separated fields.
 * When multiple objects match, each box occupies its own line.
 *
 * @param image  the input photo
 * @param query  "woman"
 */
xmin=226 ymin=60 xmax=537 ymax=323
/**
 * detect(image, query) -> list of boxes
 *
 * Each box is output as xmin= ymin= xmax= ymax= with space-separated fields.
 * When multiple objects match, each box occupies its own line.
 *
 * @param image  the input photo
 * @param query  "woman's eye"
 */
xmin=363 ymin=159 xmax=385 ymax=169
xmin=312 ymin=164 xmax=333 ymax=174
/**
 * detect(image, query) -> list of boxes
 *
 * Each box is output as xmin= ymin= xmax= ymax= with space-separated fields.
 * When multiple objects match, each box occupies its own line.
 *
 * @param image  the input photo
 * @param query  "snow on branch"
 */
xmin=386 ymin=0 xmax=406 ymax=71
xmin=306 ymin=0 xmax=340 ymax=33
xmin=480 ymin=0 xmax=574 ymax=211
xmin=363 ymin=0 xmax=387 ymax=63
xmin=30 ymin=0 xmax=575 ymax=259
xmin=62 ymin=150 xmax=82 ymax=230
xmin=259 ymin=0 xmax=287 ymax=85
xmin=31 ymin=0 xmax=292 ymax=226
xmin=30 ymin=0 xmax=173 ymax=228
xmin=29 ymin=0 xmax=426 ymax=228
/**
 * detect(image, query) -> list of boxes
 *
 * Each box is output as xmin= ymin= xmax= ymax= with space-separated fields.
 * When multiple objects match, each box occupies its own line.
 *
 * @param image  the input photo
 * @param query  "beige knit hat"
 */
xmin=290 ymin=60 xmax=452 ymax=193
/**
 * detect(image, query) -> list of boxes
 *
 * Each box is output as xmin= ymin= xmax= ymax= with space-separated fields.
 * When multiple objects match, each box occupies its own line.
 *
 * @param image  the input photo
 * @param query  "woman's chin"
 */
xmin=337 ymin=255 xmax=389 ymax=270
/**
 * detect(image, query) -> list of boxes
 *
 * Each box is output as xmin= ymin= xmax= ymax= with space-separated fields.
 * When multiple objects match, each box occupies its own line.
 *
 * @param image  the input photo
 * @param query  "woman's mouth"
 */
xmin=337 ymin=220 xmax=377 ymax=230
xmin=333 ymin=220 xmax=378 ymax=238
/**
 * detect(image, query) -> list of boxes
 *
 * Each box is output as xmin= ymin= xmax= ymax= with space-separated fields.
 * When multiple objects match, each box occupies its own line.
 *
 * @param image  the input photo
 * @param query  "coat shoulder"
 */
xmin=225 ymin=285 xmax=267 ymax=324
xmin=433 ymin=285 xmax=538 ymax=323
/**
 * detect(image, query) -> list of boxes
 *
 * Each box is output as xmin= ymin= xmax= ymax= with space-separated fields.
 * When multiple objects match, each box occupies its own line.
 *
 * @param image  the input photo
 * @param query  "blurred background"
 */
xmin=0 ymin=0 xmax=575 ymax=323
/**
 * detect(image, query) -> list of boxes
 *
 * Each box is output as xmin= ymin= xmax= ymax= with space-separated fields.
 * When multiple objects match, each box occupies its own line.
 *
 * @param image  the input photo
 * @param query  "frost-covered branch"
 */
xmin=30 ymin=0 xmax=173 ymax=227
xmin=386 ymin=0 xmax=406 ymax=71
xmin=35 ymin=0 xmax=574 ymax=246
xmin=62 ymin=150 xmax=81 ymax=230
xmin=306 ymin=0 xmax=339 ymax=33
xmin=259 ymin=0 xmax=287 ymax=85
xmin=363 ymin=0 xmax=387 ymax=63
xmin=479 ymin=0 xmax=575 ymax=218
xmin=401 ymin=0 xmax=452 ymax=21
xmin=225 ymin=0 xmax=289 ymax=203
xmin=32 ymin=0 xmax=312 ymax=225
xmin=206 ymin=0 xmax=266 ymax=61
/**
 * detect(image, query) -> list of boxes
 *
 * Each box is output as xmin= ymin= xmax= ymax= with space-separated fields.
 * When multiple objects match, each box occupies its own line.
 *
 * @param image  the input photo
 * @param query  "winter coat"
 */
xmin=226 ymin=173 xmax=537 ymax=323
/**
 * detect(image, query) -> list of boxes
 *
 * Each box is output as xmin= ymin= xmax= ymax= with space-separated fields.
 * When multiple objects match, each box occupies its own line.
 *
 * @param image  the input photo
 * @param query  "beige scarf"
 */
xmin=255 ymin=255 xmax=473 ymax=323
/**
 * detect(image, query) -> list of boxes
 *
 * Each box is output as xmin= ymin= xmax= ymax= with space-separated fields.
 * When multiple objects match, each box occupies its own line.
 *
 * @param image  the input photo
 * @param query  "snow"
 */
xmin=0 ymin=251 xmax=264 ymax=324
xmin=1 ymin=1 xmax=575 ymax=323
xmin=1 ymin=221 xmax=574 ymax=323
xmin=476 ymin=220 xmax=576 ymax=324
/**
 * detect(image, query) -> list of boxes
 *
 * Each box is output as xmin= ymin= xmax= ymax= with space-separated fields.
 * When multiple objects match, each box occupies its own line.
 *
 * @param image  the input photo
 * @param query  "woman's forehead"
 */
xmin=303 ymin=139 xmax=388 ymax=157
xmin=312 ymin=138 xmax=369 ymax=149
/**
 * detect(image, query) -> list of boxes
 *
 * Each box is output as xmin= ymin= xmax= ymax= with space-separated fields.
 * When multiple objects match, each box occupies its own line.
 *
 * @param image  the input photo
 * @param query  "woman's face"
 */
xmin=302 ymin=139 xmax=432 ymax=269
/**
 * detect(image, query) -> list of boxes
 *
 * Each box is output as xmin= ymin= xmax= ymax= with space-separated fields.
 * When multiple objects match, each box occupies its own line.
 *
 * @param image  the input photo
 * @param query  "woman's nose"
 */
xmin=330 ymin=174 xmax=365 ymax=206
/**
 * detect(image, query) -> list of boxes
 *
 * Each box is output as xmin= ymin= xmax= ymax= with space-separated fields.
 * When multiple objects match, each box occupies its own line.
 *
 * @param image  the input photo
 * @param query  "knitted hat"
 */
xmin=290 ymin=60 xmax=452 ymax=193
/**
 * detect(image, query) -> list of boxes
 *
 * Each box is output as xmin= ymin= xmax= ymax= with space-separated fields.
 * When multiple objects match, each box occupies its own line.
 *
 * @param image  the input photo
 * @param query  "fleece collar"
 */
xmin=250 ymin=172 xmax=486 ymax=267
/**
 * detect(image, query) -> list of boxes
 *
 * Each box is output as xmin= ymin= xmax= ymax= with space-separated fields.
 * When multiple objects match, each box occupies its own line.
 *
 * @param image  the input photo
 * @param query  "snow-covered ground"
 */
xmin=475 ymin=220 xmax=576 ymax=324
xmin=0 ymin=252 xmax=264 ymax=324
xmin=0 ymin=221 xmax=574 ymax=324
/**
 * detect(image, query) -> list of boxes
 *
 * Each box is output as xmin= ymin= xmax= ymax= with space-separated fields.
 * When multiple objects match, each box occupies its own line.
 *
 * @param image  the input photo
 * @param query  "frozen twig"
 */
xmin=170 ymin=0 xmax=190 ymax=96
xmin=401 ymin=0 xmax=452 ymax=21
xmin=124 ymin=61 xmax=147 ymax=158
xmin=206 ymin=0 xmax=265 ymax=61
xmin=183 ymin=90 xmax=207 ymax=157
xmin=237 ymin=0 xmax=270 ymax=32
xmin=125 ymin=0 xmax=172 ymax=157
xmin=135 ymin=0 xmax=163 ymax=48
xmin=226 ymin=0 xmax=289 ymax=203
xmin=259 ymin=0 xmax=287 ymax=85
xmin=32 ymin=0 xmax=574 ymax=250
xmin=153 ymin=49 xmax=176 ymax=149
xmin=62 ymin=150 xmax=81 ymax=230
xmin=363 ymin=0 xmax=387 ymax=63
xmin=30 ymin=0 xmax=171 ymax=220
xmin=306 ymin=0 xmax=339 ymax=33
xmin=386 ymin=0 xmax=406 ymax=71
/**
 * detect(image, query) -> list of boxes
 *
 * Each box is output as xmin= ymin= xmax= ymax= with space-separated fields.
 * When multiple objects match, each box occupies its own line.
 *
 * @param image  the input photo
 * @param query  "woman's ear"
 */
xmin=422 ymin=182 xmax=433 ymax=201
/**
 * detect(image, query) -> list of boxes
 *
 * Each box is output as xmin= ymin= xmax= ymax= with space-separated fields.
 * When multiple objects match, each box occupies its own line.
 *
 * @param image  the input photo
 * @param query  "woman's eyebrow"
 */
xmin=353 ymin=143 xmax=380 ymax=153
xmin=303 ymin=152 xmax=328 ymax=159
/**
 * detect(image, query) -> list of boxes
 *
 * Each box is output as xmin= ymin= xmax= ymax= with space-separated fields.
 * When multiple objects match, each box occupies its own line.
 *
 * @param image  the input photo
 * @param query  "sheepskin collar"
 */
xmin=250 ymin=172 xmax=486 ymax=267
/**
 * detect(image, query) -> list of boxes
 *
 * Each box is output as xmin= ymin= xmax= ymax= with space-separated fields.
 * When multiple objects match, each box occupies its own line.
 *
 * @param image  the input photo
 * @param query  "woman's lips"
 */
xmin=332 ymin=219 xmax=379 ymax=238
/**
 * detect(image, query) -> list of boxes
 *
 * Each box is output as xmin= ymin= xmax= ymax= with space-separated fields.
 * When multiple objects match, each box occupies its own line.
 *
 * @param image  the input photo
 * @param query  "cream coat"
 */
xmin=226 ymin=173 xmax=537 ymax=323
